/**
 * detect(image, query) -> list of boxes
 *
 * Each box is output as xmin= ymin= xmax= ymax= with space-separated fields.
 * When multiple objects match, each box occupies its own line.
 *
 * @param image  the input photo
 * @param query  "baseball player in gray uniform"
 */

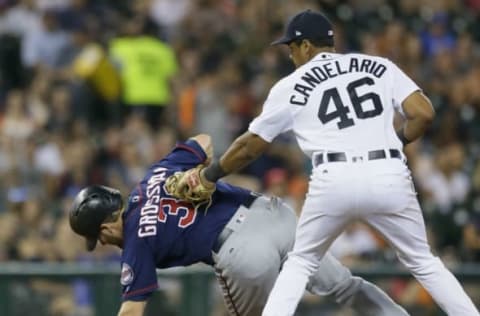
xmin=173 ymin=9 xmax=479 ymax=316
xmin=70 ymin=134 xmax=408 ymax=316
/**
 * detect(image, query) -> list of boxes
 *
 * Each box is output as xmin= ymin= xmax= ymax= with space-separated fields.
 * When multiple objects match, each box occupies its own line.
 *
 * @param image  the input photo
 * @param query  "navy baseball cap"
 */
xmin=271 ymin=10 xmax=334 ymax=46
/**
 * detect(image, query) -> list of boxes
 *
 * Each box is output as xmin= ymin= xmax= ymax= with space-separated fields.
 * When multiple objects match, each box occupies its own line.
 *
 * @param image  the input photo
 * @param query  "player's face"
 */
xmin=288 ymin=41 xmax=310 ymax=68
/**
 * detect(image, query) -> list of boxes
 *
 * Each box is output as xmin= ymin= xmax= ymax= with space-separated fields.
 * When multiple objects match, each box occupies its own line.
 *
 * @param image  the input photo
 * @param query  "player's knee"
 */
xmin=307 ymin=253 xmax=353 ymax=295
xmin=308 ymin=270 xmax=361 ymax=303
xmin=332 ymin=276 xmax=363 ymax=305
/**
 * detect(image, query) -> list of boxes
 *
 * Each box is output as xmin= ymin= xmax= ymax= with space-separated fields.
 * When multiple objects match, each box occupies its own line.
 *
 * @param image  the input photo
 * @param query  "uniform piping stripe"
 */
xmin=215 ymin=268 xmax=240 ymax=316
xmin=136 ymin=183 xmax=143 ymax=201
xmin=122 ymin=283 xmax=158 ymax=299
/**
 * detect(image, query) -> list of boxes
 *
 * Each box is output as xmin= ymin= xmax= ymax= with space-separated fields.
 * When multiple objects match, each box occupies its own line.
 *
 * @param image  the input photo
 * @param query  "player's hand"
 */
xmin=165 ymin=165 xmax=216 ymax=203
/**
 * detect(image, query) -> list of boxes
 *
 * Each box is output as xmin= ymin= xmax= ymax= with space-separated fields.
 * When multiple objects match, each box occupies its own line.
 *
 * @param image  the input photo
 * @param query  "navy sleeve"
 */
xmin=121 ymin=238 xmax=158 ymax=301
xmin=159 ymin=139 xmax=208 ymax=170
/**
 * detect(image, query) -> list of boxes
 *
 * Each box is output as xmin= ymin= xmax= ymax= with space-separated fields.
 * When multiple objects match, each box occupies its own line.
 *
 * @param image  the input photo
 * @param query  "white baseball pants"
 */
xmin=263 ymin=157 xmax=479 ymax=316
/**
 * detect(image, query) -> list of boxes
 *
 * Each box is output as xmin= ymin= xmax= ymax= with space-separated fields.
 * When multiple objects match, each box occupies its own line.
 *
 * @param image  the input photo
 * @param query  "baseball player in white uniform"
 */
xmin=175 ymin=9 xmax=479 ymax=316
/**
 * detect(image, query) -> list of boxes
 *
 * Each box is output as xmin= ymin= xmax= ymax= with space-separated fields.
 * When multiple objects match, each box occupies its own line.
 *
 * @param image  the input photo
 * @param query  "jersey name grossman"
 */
xmin=138 ymin=167 xmax=168 ymax=237
xmin=290 ymin=57 xmax=387 ymax=106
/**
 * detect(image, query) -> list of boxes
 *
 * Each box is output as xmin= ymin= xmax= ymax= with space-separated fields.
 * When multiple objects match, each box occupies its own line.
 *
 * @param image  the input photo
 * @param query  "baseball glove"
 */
xmin=165 ymin=165 xmax=216 ymax=204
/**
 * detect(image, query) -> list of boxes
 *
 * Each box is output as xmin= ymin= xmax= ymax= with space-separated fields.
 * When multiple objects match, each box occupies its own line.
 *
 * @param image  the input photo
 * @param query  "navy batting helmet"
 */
xmin=69 ymin=185 xmax=124 ymax=251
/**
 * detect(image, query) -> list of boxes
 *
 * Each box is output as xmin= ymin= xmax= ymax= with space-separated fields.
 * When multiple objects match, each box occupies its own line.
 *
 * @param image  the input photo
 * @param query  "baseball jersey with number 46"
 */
xmin=249 ymin=52 xmax=419 ymax=155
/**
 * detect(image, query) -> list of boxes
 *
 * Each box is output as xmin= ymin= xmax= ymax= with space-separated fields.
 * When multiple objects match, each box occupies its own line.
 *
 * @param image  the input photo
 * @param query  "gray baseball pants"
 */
xmin=212 ymin=195 xmax=409 ymax=316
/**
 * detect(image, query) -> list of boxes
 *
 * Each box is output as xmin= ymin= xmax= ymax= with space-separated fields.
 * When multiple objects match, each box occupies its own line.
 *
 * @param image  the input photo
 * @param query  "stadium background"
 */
xmin=0 ymin=0 xmax=480 ymax=315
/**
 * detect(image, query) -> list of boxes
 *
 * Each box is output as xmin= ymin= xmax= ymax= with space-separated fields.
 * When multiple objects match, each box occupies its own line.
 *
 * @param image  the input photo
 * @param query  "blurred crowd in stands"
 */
xmin=1 ymin=0 xmax=480 ymax=314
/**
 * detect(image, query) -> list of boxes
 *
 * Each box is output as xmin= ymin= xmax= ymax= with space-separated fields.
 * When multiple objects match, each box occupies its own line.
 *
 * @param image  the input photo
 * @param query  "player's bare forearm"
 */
xmin=397 ymin=91 xmax=435 ymax=145
xmin=221 ymin=132 xmax=269 ymax=173
xmin=203 ymin=132 xmax=269 ymax=182
xmin=117 ymin=300 xmax=146 ymax=316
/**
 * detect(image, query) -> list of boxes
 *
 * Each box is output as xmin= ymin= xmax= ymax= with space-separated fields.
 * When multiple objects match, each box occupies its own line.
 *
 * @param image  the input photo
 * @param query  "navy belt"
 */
xmin=212 ymin=194 xmax=258 ymax=253
xmin=314 ymin=149 xmax=402 ymax=167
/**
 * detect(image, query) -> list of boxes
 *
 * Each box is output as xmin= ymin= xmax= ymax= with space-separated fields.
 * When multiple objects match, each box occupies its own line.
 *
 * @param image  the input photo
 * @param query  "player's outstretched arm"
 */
xmin=203 ymin=131 xmax=269 ymax=182
xmin=117 ymin=300 xmax=146 ymax=316
xmin=396 ymin=91 xmax=435 ymax=146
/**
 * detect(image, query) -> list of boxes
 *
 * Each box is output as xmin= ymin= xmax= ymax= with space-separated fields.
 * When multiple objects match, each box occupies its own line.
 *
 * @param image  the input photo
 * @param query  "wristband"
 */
xmin=203 ymin=161 xmax=227 ymax=182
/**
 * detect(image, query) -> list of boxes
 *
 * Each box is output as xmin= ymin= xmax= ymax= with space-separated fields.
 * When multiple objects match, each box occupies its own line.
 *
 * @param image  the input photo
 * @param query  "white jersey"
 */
xmin=249 ymin=52 xmax=420 ymax=157
xmin=259 ymin=54 xmax=479 ymax=316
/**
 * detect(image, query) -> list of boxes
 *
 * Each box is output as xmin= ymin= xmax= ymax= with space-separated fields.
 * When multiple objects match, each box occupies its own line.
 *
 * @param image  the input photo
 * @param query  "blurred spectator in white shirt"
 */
xmin=21 ymin=10 xmax=71 ymax=69
xmin=0 ymin=0 xmax=41 ymax=37
xmin=150 ymin=0 xmax=192 ymax=39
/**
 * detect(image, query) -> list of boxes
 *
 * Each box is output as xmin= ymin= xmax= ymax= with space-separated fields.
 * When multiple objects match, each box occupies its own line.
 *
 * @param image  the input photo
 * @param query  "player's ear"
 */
xmin=99 ymin=223 xmax=111 ymax=235
xmin=301 ymin=40 xmax=314 ymax=58
xmin=100 ymin=221 xmax=119 ymax=236
xmin=97 ymin=225 xmax=109 ymax=245
xmin=303 ymin=39 xmax=310 ymax=46
xmin=297 ymin=39 xmax=307 ymax=49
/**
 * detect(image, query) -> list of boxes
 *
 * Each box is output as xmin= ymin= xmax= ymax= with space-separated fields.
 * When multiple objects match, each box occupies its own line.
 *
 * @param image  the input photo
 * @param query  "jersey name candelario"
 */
xmin=290 ymin=57 xmax=387 ymax=106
